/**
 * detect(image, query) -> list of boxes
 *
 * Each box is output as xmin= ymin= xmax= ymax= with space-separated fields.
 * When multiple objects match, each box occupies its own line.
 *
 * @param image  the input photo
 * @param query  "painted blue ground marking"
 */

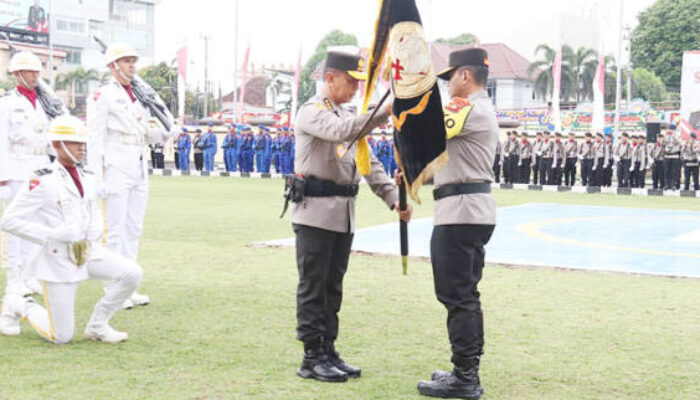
xmin=262 ymin=203 xmax=700 ymax=278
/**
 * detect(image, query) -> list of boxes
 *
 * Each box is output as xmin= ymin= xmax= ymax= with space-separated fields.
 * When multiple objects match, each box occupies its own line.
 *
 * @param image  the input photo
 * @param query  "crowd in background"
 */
xmin=494 ymin=129 xmax=700 ymax=191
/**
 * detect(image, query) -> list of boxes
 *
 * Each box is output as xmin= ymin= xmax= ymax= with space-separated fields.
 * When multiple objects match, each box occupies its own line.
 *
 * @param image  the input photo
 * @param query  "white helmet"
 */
xmin=9 ymin=51 xmax=42 ymax=73
xmin=47 ymin=115 xmax=88 ymax=143
xmin=104 ymin=42 xmax=139 ymax=66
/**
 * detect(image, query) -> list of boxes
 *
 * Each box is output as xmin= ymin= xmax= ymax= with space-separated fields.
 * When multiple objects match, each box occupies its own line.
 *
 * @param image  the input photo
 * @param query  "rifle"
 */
xmin=92 ymin=36 xmax=173 ymax=132
xmin=1 ymin=32 xmax=67 ymax=119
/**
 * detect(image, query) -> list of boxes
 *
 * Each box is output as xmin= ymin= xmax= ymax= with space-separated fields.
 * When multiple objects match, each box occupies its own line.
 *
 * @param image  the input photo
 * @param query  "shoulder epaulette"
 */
xmin=81 ymin=168 xmax=94 ymax=175
xmin=34 ymin=168 xmax=52 ymax=176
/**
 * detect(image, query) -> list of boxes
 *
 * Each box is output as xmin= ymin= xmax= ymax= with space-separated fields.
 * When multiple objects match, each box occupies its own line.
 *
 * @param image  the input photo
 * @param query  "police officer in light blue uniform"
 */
xmin=271 ymin=130 xmax=282 ymax=173
xmin=376 ymin=132 xmax=391 ymax=175
xmin=388 ymin=137 xmax=397 ymax=177
xmin=177 ymin=128 xmax=192 ymax=171
xmin=201 ymin=124 xmax=216 ymax=171
xmin=254 ymin=128 xmax=270 ymax=173
xmin=221 ymin=125 xmax=237 ymax=172
xmin=280 ymin=131 xmax=292 ymax=174
xmin=240 ymin=128 xmax=254 ymax=172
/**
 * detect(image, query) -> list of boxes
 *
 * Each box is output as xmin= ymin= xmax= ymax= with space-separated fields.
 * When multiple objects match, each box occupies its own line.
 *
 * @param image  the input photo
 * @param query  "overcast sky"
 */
xmin=153 ymin=0 xmax=656 ymax=92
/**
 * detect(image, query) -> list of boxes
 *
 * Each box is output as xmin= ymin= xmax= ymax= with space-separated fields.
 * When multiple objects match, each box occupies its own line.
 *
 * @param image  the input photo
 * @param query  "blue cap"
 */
xmin=208 ymin=122 xmax=214 ymax=127
xmin=669 ymin=124 xmax=677 ymax=130
xmin=692 ymin=133 xmax=697 ymax=139
xmin=181 ymin=127 xmax=188 ymax=132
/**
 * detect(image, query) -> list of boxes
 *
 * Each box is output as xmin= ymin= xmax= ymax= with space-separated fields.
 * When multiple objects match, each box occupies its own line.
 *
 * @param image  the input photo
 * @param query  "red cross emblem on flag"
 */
xmin=391 ymin=59 xmax=404 ymax=81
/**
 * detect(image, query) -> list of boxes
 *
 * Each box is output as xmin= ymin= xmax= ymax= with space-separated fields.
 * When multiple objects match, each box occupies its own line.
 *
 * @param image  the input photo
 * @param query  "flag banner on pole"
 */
xmin=551 ymin=44 xmax=562 ymax=132
xmin=176 ymin=46 xmax=187 ymax=123
xmin=238 ymin=46 xmax=250 ymax=124
xmin=291 ymin=46 xmax=302 ymax=126
xmin=680 ymin=51 xmax=700 ymax=139
xmin=592 ymin=43 xmax=605 ymax=132
xmin=387 ymin=0 xmax=447 ymax=202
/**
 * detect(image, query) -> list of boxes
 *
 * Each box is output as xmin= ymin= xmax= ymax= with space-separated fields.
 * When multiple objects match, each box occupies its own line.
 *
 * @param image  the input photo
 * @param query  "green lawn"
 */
xmin=1 ymin=177 xmax=698 ymax=400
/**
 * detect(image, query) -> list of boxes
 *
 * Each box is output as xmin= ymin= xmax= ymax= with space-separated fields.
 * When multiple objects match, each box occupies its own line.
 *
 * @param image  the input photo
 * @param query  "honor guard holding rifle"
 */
xmin=0 ymin=116 xmax=142 ymax=343
xmin=416 ymin=48 xmax=497 ymax=400
xmin=287 ymin=51 xmax=411 ymax=383
xmin=87 ymin=43 xmax=178 ymax=309
xmin=0 ymin=51 xmax=52 ymax=297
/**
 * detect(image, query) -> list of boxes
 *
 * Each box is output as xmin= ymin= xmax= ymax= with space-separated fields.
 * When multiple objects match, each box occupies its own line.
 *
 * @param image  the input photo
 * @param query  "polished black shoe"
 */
xmin=326 ymin=342 xmax=362 ymax=378
xmin=430 ymin=370 xmax=451 ymax=381
xmin=297 ymin=346 xmax=348 ymax=382
xmin=417 ymin=367 xmax=483 ymax=399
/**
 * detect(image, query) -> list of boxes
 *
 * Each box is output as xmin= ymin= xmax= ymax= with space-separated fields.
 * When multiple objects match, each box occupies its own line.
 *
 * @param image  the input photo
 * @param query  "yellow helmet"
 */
xmin=104 ymin=42 xmax=139 ymax=66
xmin=47 ymin=115 xmax=88 ymax=143
xmin=9 ymin=51 xmax=42 ymax=73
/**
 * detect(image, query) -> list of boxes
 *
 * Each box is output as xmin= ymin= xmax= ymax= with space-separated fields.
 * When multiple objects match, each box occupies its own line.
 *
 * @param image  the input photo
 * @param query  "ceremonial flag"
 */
xmin=592 ymin=43 xmax=605 ymax=132
xmin=238 ymin=45 xmax=250 ymax=123
xmin=176 ymin=46 xmax=187 ymax=123
xmin=551 ymin=44 xmax=562 ymax=132
xmin=385 ymin=0 xmax=447 ymax=202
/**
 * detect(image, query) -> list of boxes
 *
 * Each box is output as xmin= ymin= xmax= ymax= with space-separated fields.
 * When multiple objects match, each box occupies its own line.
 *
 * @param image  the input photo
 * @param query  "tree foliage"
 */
xmin=435 ymin=33 xmax=477 ymax=46
xmin=297 ymin=30 xmax=358 ymax=105
xmin=529 ymin=44 xmax=602 ymax=104
xmin=630 ymin=68 xmax=667 ymax=102
xmin=631 ymin=0 xmax=700 ymax=92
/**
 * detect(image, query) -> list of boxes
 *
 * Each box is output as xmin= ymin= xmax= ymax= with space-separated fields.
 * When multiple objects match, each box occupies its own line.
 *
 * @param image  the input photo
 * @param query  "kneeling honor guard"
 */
xmin=0 ymin=116 xmax=143 ymax=344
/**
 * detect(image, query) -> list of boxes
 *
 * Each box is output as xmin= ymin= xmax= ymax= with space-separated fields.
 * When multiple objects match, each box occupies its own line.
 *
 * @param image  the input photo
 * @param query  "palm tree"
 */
xmin=527 ymin=44 xmax=574 ymax=103
xmin=55 ymin=67 xmax=100 ymax=111
xmin=563 ymin=46 xmax=598 ymax=103
xmin=265 ymin=72 xmax=292 ymax=113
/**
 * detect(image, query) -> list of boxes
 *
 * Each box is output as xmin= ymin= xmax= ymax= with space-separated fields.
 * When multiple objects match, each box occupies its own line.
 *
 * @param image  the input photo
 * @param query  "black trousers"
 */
xmin=617 ymin=160 xmax=631 ymax=188
xmin=603 ymin=164 xmax=613 ymax=187
xmin=684 ymin=164 xmax=699 ymax=191
xmin=505 ymin=156 xmax=518 ymax=184
xmin=652 ymin=161 xmax=665 ymax=189
xmin=431 ymin=224 xmax=495 ymax=367
xmin=174 ymin=151 xmax=180 ymax=170
xmin=539 ymin=158 xmax=553 ymax=185
xmin=664 ymin=158 xmax=681 ymax=189
xmin=194 ymin=152 xmax=203 ymax=171
xmin=591 ymin=159 xmax=604 ymax=186
xmin=564 ymin=158 xmax=577 ymax=186
xmin=552 ymin=164 xmax=563 ymax=186
xmin=155 ymin=153 xmax=164 ymax=169
xmin=581 ymin=159 xmax=593 ymax=186
xmin=294 ymin=224 xmax=354 ymax=344
xmin=493 ymin=158 xmax=501 ymax=183
xmin=533 ymin=157 xmax=541 ymax=184
xmin=519 ymin=160 xmax=531 ymax=184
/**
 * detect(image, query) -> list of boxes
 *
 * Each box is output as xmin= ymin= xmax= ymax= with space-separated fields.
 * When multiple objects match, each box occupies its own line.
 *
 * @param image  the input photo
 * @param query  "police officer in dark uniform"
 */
xmin=290 ymin=51 xmax=411 ymax=383
xmin=417 ymin=48 xmax=497 ymax=400
xmin=193 ymin=129 xmax=204 ymax=171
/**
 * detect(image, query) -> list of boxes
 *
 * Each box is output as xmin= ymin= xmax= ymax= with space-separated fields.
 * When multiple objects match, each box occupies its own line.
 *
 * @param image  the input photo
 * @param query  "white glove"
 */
xmin=48 ymin=224 xmax=83 ymax=243
xmin=0 ymin=185 xmax=11 ymax=202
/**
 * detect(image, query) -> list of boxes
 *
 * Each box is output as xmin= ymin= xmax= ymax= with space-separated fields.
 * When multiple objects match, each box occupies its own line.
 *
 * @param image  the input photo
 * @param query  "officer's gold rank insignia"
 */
xmin=335 ymin=143 xmax=346 ymax=159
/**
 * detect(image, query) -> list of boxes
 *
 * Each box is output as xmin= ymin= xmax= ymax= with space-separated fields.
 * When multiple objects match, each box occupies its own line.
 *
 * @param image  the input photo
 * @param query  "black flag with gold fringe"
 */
xmin=386 ymin=0 xmax=447 ymax=203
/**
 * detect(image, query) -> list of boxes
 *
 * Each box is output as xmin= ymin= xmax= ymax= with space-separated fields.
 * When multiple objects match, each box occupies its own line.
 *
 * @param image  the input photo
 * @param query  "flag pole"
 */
xmin=399 ymin=178 xmax=408 ymax=275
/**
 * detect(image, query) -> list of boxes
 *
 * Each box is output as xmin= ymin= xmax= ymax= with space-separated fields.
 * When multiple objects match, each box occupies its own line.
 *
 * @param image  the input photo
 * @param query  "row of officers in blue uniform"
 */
xmin=149 ymin=125 xmax=400 ymax=177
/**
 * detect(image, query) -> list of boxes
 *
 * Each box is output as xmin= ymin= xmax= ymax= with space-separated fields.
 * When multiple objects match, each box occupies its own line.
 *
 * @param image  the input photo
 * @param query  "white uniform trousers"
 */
xmin=2 ymin=180 xmax=41 ymax=289
xmin=24 ymin=248 xmax=142 ymax=344
xmin=103 ymin=166 xmax=149 ymax=261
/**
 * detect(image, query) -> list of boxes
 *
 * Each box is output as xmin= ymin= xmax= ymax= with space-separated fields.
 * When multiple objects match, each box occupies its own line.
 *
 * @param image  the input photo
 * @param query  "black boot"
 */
xmin=297 ymin=340 xmax=348 ymax=382
xmin=326 ymin=342 xmax=361 ymax=378
xmin=418 ymin=364 xmax=482 ymax=399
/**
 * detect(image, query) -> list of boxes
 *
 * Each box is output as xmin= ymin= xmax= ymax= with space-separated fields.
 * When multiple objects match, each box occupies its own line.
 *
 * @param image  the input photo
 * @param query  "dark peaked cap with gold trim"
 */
xmin=437 ymin=48 xmax=490 ymax=80
xmin=325 ymin=51 xmax=367 ymax=80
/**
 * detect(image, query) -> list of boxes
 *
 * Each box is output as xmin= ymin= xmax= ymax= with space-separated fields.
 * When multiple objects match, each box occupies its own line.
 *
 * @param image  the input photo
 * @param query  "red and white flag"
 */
xmin=176 ymin=46 xmax=187 ymax=122
xmin=551 ymin=44 xmax=562 ymax=132
xmin=592 ymin=43 xmax=605 ymax=132
xmin=237 ymin=46 xmax=250 ymax=123
xmin=291 ymin=46 xmax=302 ymax=126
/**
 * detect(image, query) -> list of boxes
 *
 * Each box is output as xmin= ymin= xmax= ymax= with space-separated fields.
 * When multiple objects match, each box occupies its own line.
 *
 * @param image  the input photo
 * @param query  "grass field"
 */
xmin=1 ymin=177 xmax=699 ymax=400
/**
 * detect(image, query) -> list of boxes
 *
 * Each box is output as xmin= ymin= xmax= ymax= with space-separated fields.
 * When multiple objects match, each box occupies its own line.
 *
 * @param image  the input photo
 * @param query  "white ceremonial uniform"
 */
xmin=86 ymin=78 xmax=175 ymax=262
xmin=0 ymin=162 xmax=142 ymax=343
xmin=0 ymin=88 xmax=51 ymax=293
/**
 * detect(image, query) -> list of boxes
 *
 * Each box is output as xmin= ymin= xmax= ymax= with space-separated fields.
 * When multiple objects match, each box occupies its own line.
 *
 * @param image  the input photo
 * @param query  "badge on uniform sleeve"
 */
xmin=93 ymin=90 xmax=101 ymax=102
xmin=443 ymin=97 xmax=472 ymax=139
xmin=29 ymin=179 xmax=40 ymax=191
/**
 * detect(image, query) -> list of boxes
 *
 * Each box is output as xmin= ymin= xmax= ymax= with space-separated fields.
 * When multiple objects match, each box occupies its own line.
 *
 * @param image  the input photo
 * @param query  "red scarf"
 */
xmin=16 ymin=85 xmax=37 ymax=109
xmin=64 ymin=166 xmax=84 ymax=197
xmin=122 ymin=84 xmax=137 ymax=103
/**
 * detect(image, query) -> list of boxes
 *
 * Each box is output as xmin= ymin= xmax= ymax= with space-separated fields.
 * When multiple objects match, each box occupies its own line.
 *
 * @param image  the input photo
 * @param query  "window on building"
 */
xmin=56 ymin=46 xmax=82 ymax=65
xmin=55 ymin=17 xmax=85 ymax=33
xmin=487 ymin=80 xmax=497 ymax=106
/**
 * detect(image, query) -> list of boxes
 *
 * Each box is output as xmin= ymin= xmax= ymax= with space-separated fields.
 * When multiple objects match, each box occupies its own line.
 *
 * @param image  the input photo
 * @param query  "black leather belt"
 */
xmin=305 ymin=176 xmax=359 ymax=197
xmin=433 ymin=182 xmax=491 ymax=200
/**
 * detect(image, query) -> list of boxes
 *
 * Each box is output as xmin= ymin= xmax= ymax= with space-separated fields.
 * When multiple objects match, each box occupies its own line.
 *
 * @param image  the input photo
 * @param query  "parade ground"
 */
xmin=1 ymin=177 xmax=699 ymax=400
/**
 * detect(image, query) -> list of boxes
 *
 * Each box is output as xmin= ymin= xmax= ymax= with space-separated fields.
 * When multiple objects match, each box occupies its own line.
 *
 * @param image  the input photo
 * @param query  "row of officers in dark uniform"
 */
xmin=494 ymin=130 xmax=700 ymax=191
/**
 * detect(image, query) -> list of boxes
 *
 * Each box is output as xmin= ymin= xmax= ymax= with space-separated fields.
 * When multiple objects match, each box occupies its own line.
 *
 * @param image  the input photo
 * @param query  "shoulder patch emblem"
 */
xmin=34 ymin=168 xmax=52 ymax=176
xmin=29 ymin=179 xmax=40 ymax=191
xmin=443 ymin=97 xmax=473 ymax=139
xmin=93 ymin=90 xmax=101 ymax=102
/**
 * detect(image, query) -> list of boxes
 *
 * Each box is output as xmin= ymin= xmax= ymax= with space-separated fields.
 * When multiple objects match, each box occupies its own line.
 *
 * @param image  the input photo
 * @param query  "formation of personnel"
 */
xmin=496 ymin=129 xmax=699 ymax=190
xmin=1 ymin=43 xmax=178 ymax=343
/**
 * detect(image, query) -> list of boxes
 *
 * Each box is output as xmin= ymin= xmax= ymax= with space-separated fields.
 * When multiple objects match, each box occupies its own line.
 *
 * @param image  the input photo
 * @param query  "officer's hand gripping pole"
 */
xmin=399 ymin=177 xmax=408 ymax=275
xmin=339 ymin=89 xmax=392 ymax=160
